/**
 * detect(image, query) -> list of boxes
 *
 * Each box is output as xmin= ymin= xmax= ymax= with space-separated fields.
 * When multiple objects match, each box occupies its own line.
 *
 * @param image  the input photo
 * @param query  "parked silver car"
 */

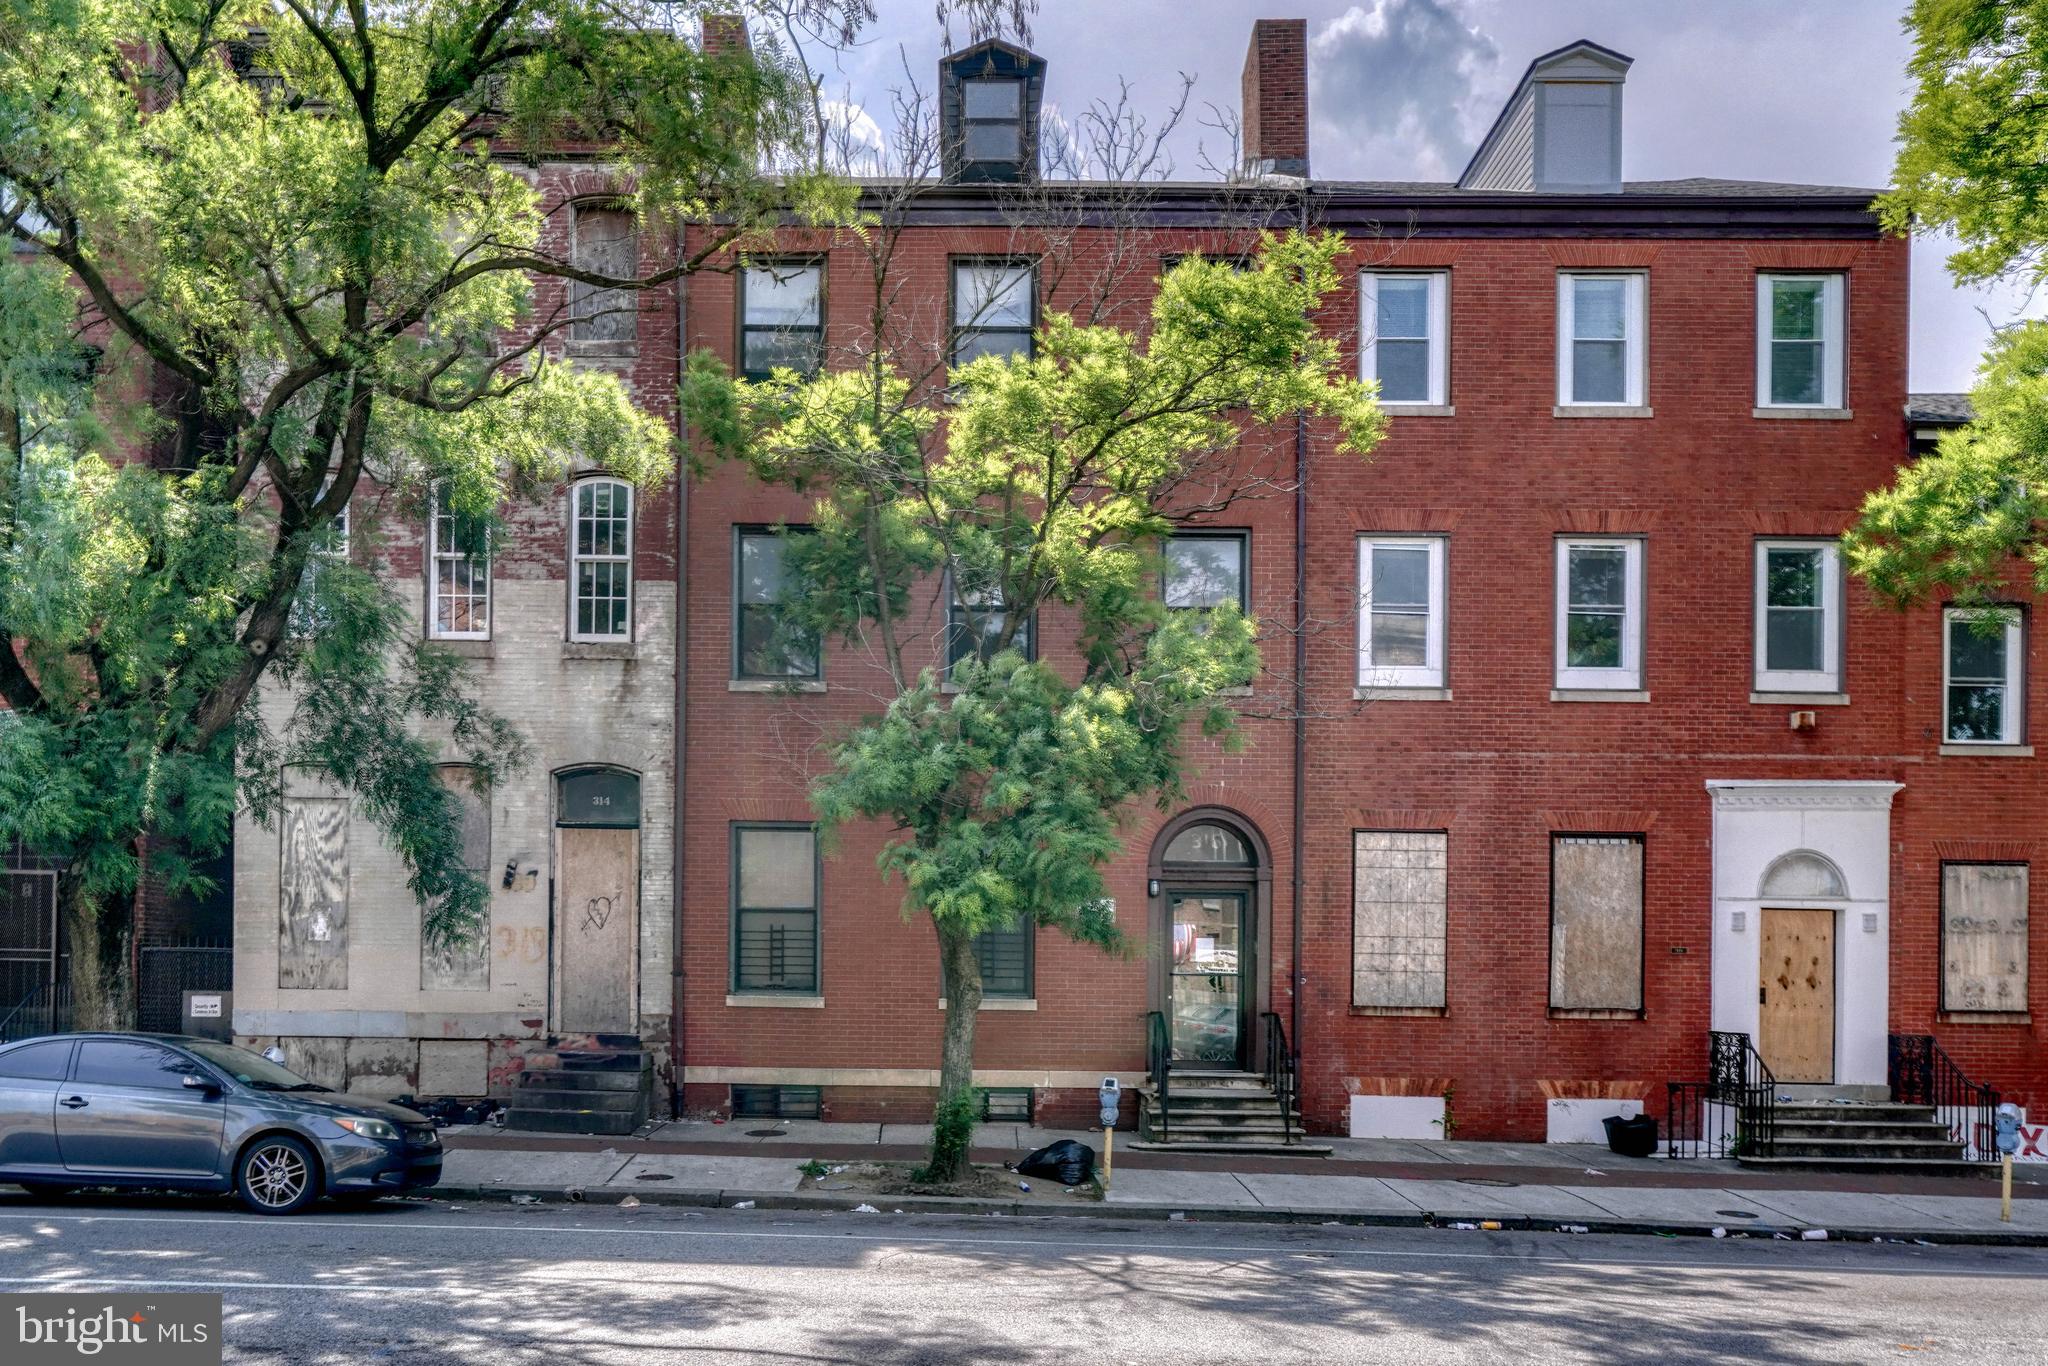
xmin=0 ymin=1032 xmax=442 ymax=1214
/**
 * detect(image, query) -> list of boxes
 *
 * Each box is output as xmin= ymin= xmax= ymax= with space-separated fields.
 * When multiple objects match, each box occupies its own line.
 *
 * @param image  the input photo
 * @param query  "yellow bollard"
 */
xmin=2003 ymin=1152 xmax=2014 ymax=1224
xmin=1103 ymin=1124 xmax=1114 ymax=1192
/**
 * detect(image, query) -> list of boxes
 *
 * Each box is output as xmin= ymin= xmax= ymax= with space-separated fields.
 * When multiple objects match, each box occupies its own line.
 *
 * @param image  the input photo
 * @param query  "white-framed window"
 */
xmin=1757 ymin=274 xmax=1845 ymax=409
xmin=1557 ymin=272 xmax=1646 ymax=408
xmin=1357 ymin=536 xmax=1447 ymax=688
xmin=569 ymin=478 xmax=633 ymax=642
xmin=1555 ymin=538 xmax=1643 ymax=690
xmin=428 ymin=491 xmax=490 ymax=640
xmin=1944 ymin=607 xmax=2025 ymax=744
xmin=1360 ymin=272 xmax=1448 ymax=406
xmin=1754 ymin=540 xmax=1841 ymax=692
xmin=290 ymin=505 xmax=350 ymax=637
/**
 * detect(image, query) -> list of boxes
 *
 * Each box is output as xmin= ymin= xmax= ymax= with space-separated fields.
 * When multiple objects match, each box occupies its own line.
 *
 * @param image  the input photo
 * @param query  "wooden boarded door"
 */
xmin=555 ymin=825 xmax=637 ymax=1034
xmin=1760 ymin=908 xmax=1835 ymax=1083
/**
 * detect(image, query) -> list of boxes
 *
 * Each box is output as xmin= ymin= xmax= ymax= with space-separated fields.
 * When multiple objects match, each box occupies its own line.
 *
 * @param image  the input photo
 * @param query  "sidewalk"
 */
xmin=430 ymin=1119 xmax=2048 ymax=1245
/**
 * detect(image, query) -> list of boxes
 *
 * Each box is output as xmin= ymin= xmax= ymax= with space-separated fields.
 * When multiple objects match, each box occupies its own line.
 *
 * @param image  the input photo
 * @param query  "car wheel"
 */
xmin=14 ymin=1182 xmax=76 ymax=1201
xmin=237 ymin=1136 xmax=319 ymax=1215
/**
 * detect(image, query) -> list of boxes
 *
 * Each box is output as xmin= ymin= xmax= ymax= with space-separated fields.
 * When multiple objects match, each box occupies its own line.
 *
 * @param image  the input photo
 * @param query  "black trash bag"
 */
xmin=1602 ymin=1113 xmax=1658 ymax=1158
xmin=1016 ymin=1139 xmax=1096 ymax=1186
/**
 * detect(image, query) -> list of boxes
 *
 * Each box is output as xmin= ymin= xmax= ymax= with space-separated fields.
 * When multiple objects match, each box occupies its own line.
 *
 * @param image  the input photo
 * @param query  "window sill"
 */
xmin=1553 ymin=405 xmax=1653 ymax=419
xmin=1381 ymin=403 xmax=1454 ymax=417
xmin=1547 ymin=1007 xmax=1643 ymax=1021
xmin=1354 ymin=686 xmax=1452 ymax=701
xmin=1550 ymin=689 xmax=1649 ymax=703
xmin=1751 ymin=691 xmax=1849 ymax=706
xmin=1939 ymin=1011 xmax=2032 ymax=1026
xmin=937 ymin=998 xmax=1039 ymax=1012
xmin=565 ymin=641 xmax=636 ymax=660
xmin=1352 ymin=1005 xmax=1447 ymax=1018
xmin=728 ymin=678 xmax=828 ymax=693
xmin=565 ymin=342 xmax=639 ymax=360
xmin=1938 ymin=743 xmax=2033 ymax=757
xmin=1215 ymin=685 xmax=1255 ymax=697
xmin=725 ymin=994 xmax=825 ymax=1008
xmin=1753 ymin=406 xmax=1852 ymax=421
xmin=430 ymin=638 xmax=493 ymax=657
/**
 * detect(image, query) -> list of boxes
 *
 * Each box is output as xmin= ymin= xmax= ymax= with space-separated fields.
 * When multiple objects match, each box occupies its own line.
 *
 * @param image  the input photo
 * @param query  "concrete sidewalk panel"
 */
xmin=439 ymin=1150 xmax=631 ymax=1189
xmin=1883 ymin=1193 xmax=2048 ymax=1233
xmin=1555 ymin=1185 xmax=1770 ymax=1225
xmin=1237 ymin=1174 xmax=1421 ymax=1214
xmin=1103 ymin=1169 xmax=1257 ymax=1208
xmin=1385 ymin=1180 xmax=1615 ymax=1222
xmin=605 ymin=1155 xmax=806 ymax=1192
xmin=1735 ymin=1189 xmax=1967 ymax=1230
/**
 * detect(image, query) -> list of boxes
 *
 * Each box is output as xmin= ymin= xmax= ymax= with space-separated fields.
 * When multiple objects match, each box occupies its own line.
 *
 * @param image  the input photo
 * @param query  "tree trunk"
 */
xmin=928 ymin=920 xmax=984 ymax=1184
xmin=60 ymin=875 xmax=134 ymax=1031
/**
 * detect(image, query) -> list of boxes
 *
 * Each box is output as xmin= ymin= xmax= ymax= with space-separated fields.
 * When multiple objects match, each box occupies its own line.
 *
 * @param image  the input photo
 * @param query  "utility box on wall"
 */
xmin=182 ymin=990 xmax=232 ymax=1042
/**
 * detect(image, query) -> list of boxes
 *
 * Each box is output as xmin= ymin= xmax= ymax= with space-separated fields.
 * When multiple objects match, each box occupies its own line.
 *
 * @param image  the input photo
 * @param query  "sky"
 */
xmin=799 ymin=0 xmax=2033 ymax=394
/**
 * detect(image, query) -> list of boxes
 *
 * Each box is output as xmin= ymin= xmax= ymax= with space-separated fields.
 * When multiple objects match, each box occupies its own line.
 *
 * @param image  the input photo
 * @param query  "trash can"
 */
xmin=1602 ymin=1113 xmax=1658 ymax=1158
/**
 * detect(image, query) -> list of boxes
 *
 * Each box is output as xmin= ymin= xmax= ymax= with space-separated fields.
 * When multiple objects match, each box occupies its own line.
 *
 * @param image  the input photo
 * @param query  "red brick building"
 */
xmin=225 ymin=18 xmax=2045 ymax=1148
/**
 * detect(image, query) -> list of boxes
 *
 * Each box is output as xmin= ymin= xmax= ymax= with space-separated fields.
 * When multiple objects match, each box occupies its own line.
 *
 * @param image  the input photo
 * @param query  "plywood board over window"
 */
xmin=422 ymin=766 xmax=491 ymax=991
xmin=1550 ymin=835 xmax=1643 ymax=1012
xmin=1353 ymin=831 xmax=1448 ymax=1009
xmin=279 ymin=795 xmax=348 ymax=990
xmin=1943 ymin=863 xmax=2029 ymax=1015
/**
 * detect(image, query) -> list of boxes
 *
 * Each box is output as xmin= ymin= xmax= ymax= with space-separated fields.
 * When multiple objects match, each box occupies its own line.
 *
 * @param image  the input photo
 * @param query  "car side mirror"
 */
xmin=182 ymin=1073 xmax=221 ymax=1093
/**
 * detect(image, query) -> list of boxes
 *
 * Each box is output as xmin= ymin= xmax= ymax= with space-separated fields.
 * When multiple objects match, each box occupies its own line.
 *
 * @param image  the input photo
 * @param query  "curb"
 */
xmin=428 ymin=1183 xmax=2048 ymax=1247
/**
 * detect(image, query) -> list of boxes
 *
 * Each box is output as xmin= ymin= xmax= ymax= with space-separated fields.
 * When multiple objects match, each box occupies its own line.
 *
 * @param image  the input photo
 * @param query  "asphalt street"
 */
xmin=1 ymin=1192 xmax=2045 ymax=1363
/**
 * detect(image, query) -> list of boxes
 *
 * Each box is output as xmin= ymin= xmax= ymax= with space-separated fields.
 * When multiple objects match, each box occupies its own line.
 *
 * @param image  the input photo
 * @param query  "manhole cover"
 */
xmin=635 ymin=1173 xmax=675 ymax=1182
xmin=746 ymin=1128 xmax=786 ymax=1137
xmin=1455 ymin=1177 xmax=1520 ymax=1188
xmin=1715 ymin=1208 xmax=1760 ymax=1219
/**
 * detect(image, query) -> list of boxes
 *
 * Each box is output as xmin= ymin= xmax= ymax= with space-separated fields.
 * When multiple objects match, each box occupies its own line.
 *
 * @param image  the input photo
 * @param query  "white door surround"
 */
xmin=1706 ymin=780 xmax=1901 ymax=1089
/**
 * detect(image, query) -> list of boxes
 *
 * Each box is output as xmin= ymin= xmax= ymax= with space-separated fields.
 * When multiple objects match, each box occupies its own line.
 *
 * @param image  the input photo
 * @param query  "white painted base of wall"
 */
xmin=1545 ymin=1097 xmax=1642 ymax=1144
xmin=1348 ymin=1094 xmax=1446 ymax=1140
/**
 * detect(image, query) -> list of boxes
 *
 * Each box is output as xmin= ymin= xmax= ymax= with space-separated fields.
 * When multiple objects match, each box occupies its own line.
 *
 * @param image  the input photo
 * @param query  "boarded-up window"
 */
xmin=569 ymin=205 xmax=636 ymax=348
xmin=1550 ymin=835 xmax=1643 ymax=1012
xmin=1942 ymin=863 xmax=2029 ymax=1014
xmin=279 ymin=793 xmax=348 ymax=990
xmin=422 ymin=766 xmax=491 ymax=991
xmin=1352 ymin=831 xmax=1447 ymax=1008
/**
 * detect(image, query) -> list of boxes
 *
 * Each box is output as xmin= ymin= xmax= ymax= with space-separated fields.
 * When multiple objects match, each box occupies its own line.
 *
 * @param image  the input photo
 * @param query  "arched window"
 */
xmin=570 ymin=478 xmax=632 ymax=641
xmin=1163 ymin=822 xmax=1253 ymax=867
xmin=1760 ymin=850 xmax=1847 ymax=900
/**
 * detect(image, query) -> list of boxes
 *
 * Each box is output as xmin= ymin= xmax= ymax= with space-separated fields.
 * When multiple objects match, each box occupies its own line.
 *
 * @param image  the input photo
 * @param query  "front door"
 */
xmin=555 ymin=826 xmax=637 ymax=1034
xmin=1759 ymin=907 xmax=1835 ymax=1083
xmin=1168 ymin=891 xmax=1246 ymax=1068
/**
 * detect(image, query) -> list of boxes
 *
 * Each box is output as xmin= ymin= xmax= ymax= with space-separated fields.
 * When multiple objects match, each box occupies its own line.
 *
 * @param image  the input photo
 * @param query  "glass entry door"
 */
xmin=1169 ymin=891 xmax=1246 ymax=1067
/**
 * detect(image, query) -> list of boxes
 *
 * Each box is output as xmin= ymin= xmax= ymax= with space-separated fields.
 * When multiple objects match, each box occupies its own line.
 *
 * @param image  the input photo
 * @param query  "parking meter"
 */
xmin=1098 ymin=1077 xmax=1122 ymax=1129
xmin=1996 ymin=1103 xmax=2023 ymax=1154
xmin=1098 ymin=1077 xmax=1121 ymax=1190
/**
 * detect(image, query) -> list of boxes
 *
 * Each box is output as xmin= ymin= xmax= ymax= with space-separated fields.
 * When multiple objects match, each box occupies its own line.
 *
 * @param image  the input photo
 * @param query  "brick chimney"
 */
xmin=1240 ymin=18 xmax=1308 ymax=179
xmin=702 ymin=13 xmax=749 ymax=56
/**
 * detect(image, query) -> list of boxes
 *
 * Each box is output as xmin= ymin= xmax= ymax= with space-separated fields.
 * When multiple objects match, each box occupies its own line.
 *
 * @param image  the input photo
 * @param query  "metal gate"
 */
xmin=0 ymin=866 xmax=59 ymax=1012
xmin=138 ymin=942 xmax=233 ymax=1034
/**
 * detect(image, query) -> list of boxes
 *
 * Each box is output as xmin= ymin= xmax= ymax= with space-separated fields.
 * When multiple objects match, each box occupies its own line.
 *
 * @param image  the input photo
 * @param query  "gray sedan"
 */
xmin=0 ymin=1032 xmax=442 ymax=1214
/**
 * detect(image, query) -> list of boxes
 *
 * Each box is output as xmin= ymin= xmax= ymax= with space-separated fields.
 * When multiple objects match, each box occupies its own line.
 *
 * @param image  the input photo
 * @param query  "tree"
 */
xmin=1846 ymin=0 xmax=2048 ymax=604
xmin=0 ymin=0 xmax=847 ymax=1025
xmin=685 ymin=228 xmax=1382 ymax=1181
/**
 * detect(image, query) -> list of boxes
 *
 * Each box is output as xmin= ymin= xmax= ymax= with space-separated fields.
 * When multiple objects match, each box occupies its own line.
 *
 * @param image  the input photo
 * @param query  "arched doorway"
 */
xmin=553 ymin=766 xmax=642 ymax=1036
xmin=1149 ymin=810 xmax=1270 ymax=1071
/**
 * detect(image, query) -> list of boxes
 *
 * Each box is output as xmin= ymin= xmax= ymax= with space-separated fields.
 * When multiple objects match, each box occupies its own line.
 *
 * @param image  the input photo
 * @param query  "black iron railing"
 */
xmin=1889 ymin=1033 xmax=2001 ymax=1162
xmin=1145 ymin=1010 xmax=1170 ymax=1143
xmin=138 ymin=942 xmax=232 ymax=1033
xmin=1260 ymin=1011 xmax=1297 ymax=1145
xmin=0 ymin=980 xmax=72 ymax=1045
xmin=1666 ymin=1030 xmax=1777 ymax=1159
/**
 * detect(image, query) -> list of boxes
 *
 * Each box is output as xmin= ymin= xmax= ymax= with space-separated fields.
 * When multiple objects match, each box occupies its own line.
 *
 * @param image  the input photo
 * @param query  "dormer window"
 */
xmin=962 ymin=79 xmax=1023 ymax=164
xmin=940 ymin=40 xmax=1046 ymax=184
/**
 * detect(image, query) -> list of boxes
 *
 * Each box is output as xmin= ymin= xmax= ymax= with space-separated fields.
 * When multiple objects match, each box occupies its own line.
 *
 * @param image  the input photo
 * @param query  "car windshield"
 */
xmin=183 ymin=1041 xmax=329 ymax=1091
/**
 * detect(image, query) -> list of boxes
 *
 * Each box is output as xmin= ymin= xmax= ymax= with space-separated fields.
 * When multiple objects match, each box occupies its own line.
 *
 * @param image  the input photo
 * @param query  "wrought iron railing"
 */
xmin=0 ymin=980 xmax=72 ymax=1045
xmin=1145 ymin=1010 xmax=1170 ymax=1143
xmin=1260 ymin=1011 xmax=1297 ymax=1145
xmin=1666 ymin=1030 xmax=1777 ymax=1159
xmin=1889 ymin=1033 xmax=2001 ymax=1162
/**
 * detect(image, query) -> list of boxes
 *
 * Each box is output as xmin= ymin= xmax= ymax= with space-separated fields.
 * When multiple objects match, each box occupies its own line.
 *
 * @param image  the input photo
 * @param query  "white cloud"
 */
xmin=1308 ymin=0 xmax=1502 ymax=181
xmin=820 ymin=98 xmax=889 ymax=174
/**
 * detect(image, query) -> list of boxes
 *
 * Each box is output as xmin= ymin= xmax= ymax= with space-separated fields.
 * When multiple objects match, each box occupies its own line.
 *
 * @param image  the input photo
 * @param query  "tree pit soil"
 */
xmin=800 ymin=1161 xmax=1102 ymax=1204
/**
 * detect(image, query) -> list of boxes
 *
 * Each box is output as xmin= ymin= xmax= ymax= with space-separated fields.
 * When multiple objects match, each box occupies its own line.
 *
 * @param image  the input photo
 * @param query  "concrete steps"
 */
xmin=1135 ymin=1070 xmax=1328 ymax=1156
xmin=1736 ymin=1099 xmax=1988 ymax=1173
xmin=503 ymin=1039 xmax=653 ymax=1137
